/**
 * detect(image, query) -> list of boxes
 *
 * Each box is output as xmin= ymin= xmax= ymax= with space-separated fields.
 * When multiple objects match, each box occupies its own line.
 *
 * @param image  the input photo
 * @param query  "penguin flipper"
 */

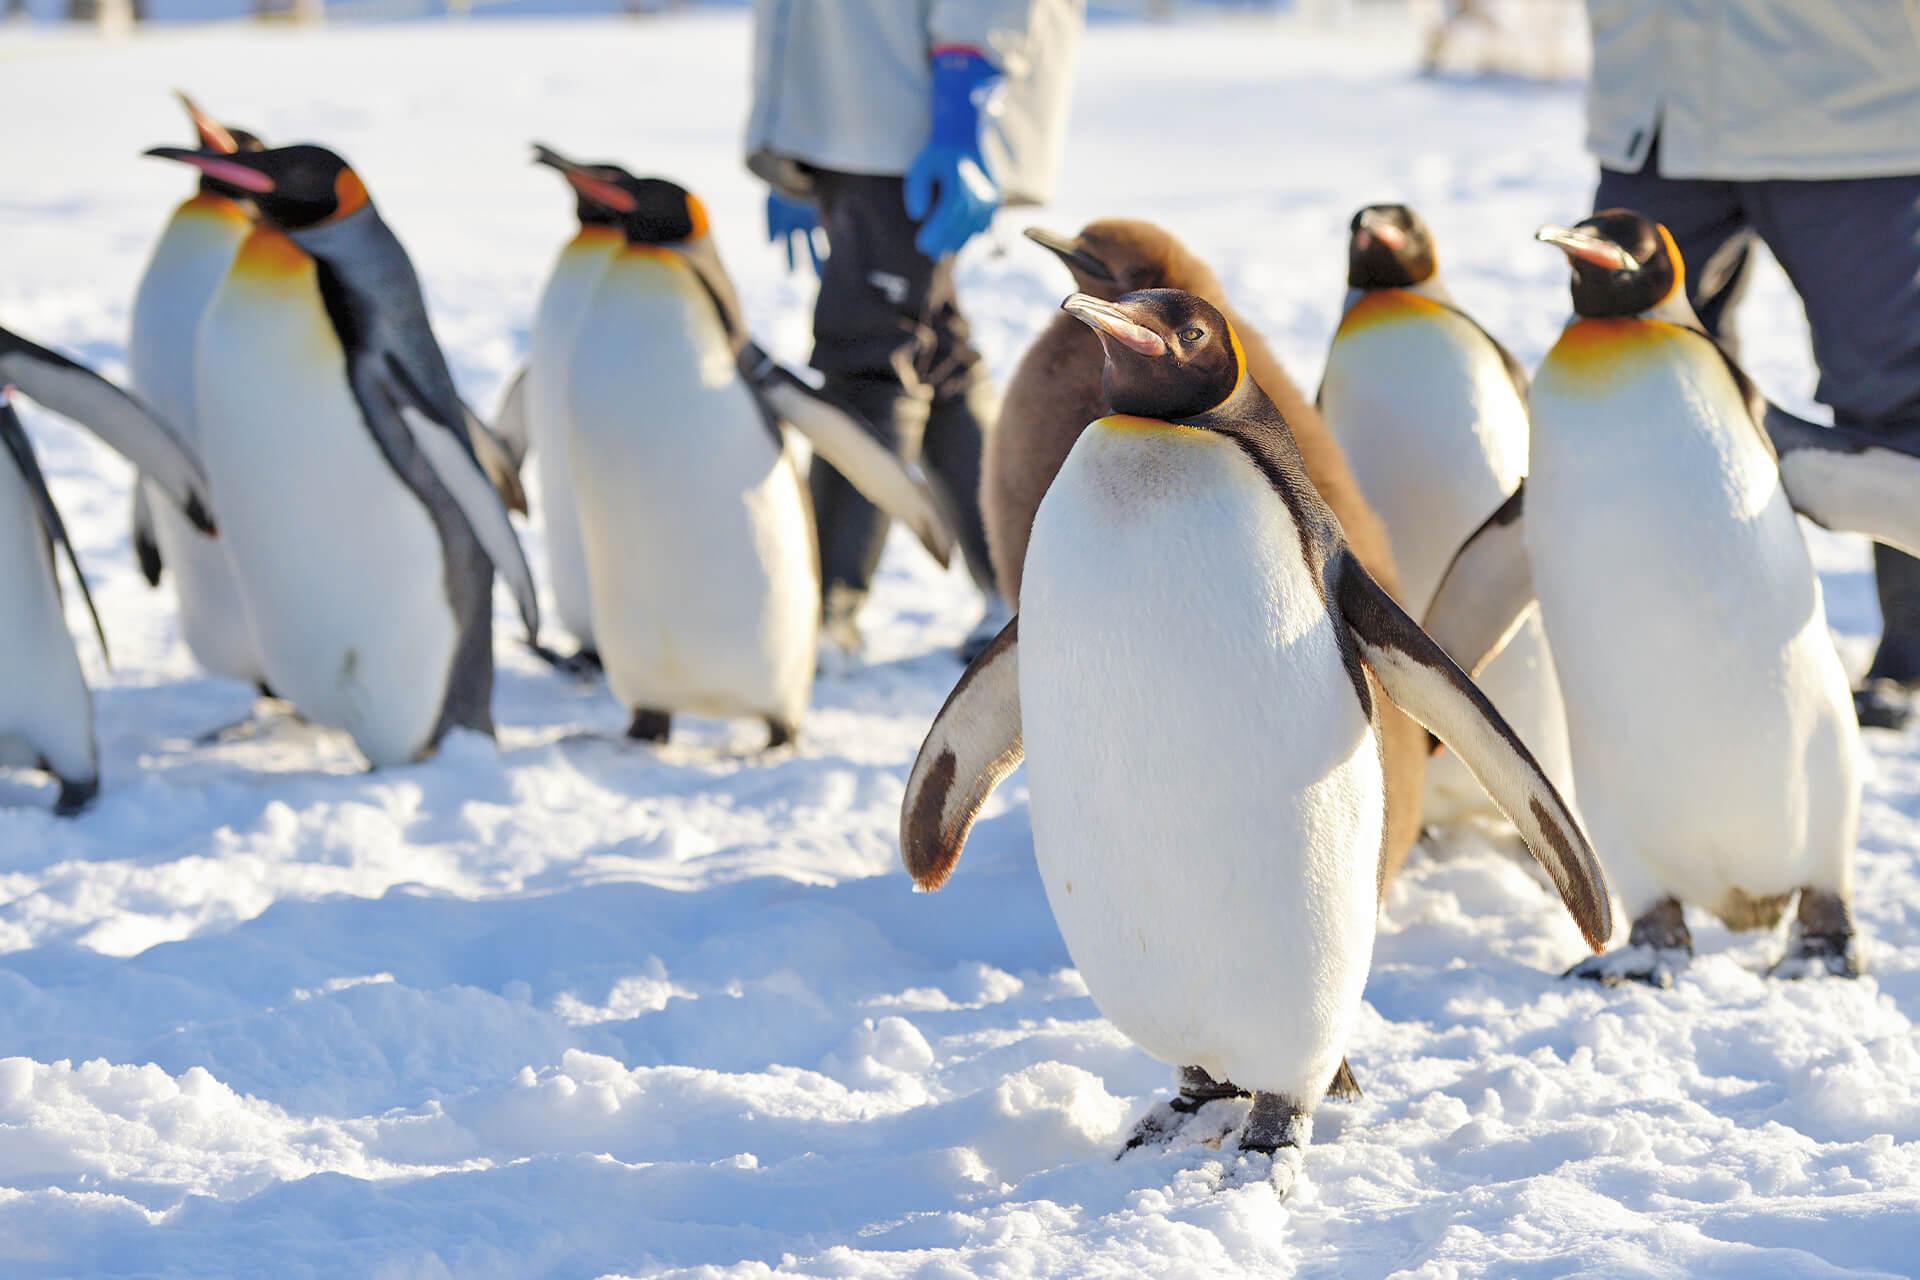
xmin=131 ymin=482 xmax=163 ymax=587
xmin=461 ymin=398 xmax=529 ymax=515
xmin=743 ymin=347 xmax=956 ymax=568
xmin=901 ymin=616 xmax=1022 ymax=891
xmin=1337 ymin=552 xmax=1610 ymax=951
xmin=378 ymin=356 xmax=541 ymax=644
xmin=0 ymin=325 xmax=213 ymax=534
xmin=492 ymin=365 xmax=530 ymax=471
xmin=1766 ymin=403 xmax=1920 ymax=559
xmin=1423 ymin=485 xmax=1534 ymax=676
xmin=1 ymin=396 xmax=110 ymax=668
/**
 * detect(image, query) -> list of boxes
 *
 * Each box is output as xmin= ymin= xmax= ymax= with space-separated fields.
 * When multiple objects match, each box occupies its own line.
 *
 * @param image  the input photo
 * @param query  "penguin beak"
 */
xmin=175 ymin=91 xmax=239 ymax=155
xmin=1536 ymin=224 xmax=1637 ymax=271
xmin=1024 ymin=227 xmax=1116 ymax=283
xmin=531 ymin=143 xmax=637 ymax=214
xmin=1062 ymin=294 xmax=1168 ymax=357
xmin=1355 ymin=210 xmax=1408 ymax=252
xmin=145 ymin=147 xmax=274 ymax=193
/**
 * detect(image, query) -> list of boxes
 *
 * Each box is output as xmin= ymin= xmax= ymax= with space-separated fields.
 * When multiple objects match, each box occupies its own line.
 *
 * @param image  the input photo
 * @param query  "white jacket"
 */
xmin=746 ymin=0 xmax=1084 ymax=206
xmin=1586 ymin=0 xmax=1920 ymax=179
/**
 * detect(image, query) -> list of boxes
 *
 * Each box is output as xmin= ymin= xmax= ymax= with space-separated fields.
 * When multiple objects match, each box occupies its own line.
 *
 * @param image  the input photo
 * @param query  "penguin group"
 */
xmin=904 ymin=204 xmax=1920 ymax=1191
xmin=8 ymin=93 xmax=1919 ymax=1203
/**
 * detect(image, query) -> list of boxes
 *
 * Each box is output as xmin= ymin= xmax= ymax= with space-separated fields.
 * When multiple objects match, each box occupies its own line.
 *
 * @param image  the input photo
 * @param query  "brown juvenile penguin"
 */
xmin=987 ymin=218 xmax=1426 ymax=888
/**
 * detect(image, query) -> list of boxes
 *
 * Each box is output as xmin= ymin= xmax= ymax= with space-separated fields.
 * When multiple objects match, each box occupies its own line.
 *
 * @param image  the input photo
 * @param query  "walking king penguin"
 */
xmin=538 ymin=152 xmax=953 ymax=749
xmin=497 ymin=145 xmax=633 ymax=668
xmin=1428 ymin=209 xmax=1920 ymax=985
xmin=901 ymin=288 xmax=1611 ymax=1194
xmin=998 ymin=219 xmax=1429 ymax=891
xmin=0 ymin=331 xmax=216 ymax=813
xmin=1319 ymin=204 xmax=1575 ymax=835
xmin=145 ymin=142 xmax=540 ymax=768
xmin=130 ymin=93 xmax=270 ymax=689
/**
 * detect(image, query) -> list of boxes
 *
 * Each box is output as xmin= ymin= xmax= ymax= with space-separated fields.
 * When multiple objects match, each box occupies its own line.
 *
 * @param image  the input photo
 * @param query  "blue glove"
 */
xmin=903 ymin=47 xmax=1002 ymax=260
xmin=767 ymin=190 xmax=826 ymax=275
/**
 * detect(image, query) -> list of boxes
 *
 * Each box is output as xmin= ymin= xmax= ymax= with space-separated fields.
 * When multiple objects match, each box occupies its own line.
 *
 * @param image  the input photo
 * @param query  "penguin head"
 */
xmin=1536 ymin=209 xmax=1685 ymax=318
xmin=1347 ymin=204 xmax=1437 ymax=289
xmin=1024 ymin=219 xmax=1219 ymax=302
xmin=533 ymin=144 xmax=655 ymax=232
xmin=167 ymin=92 xmax=266 ymax=200
xmin=1063 ymin=288 xmax=1244 ymax=421
xmin=145 ymin=143 xmax=370 ymax=231
xmin=531 ymin=146 xmax=706 ymax=245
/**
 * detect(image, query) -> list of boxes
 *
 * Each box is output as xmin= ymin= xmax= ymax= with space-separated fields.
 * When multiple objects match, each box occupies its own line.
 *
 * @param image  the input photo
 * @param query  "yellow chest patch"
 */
xmin=231 ymin=226 xmax=314 ymax=286
xmin=1335 ymin=288 xmax=1447 ymax=337
xmin=1091 ymin=414 xmax=1200 ymax=440
xmin=1541 ymin=317 xmax=1694 ymax=385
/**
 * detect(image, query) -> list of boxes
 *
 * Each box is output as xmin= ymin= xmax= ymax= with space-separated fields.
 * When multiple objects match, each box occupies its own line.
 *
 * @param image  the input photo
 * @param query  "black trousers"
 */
xmin=807 ymin=169 xmax=997 ymax=613
xmin=1596 ymin=151 xmax=1920 ymax=680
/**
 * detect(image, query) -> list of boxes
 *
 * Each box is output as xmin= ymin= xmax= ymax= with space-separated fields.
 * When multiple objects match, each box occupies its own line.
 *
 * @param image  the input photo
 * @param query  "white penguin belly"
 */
xmin=130 ymin=196 xmax=265 ymax=685
xmin=194 ymin=231 xmax=456 ymax=767
xmin=0 ymin=456 xmax=94 ymax=784
xmin=1529 ymin=323 xmax=1858 ymax=914
xmin=528 ymin=229 xmax=619 ymax=648
xmin=566 ymin=250 xmax=815 ymax=725
xmin=1020 ymin=419 xmax=1381 ymax=1099
xmin=1321 ymin=293 xmax=1573 ymax=828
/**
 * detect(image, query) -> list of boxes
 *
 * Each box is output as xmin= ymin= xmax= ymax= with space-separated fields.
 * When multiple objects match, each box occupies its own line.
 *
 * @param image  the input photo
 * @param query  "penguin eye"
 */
xmin=1180 ymin=327 xmax=1204 ymax=343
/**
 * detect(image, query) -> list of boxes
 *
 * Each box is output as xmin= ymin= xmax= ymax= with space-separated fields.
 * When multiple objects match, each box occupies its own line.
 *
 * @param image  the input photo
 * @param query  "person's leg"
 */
xmin=1746 ymin=174 xmax=1920 ymax=724
xmin=918 ymin=289 xmax=999 ymax=602
xmin=1594 ymin=146 xmax=1752 ymax=348
xmin=807 ymin=171 xmax=939 ymax=649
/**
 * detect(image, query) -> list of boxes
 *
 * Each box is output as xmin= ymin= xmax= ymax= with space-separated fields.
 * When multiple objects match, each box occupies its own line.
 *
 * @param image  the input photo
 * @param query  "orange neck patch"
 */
xmin=1095 ymin=413 xmax=1197 ymax=437
xmin=326 ymin=169 xmax=370 ymax=224
xmin=571 ymin=224 xmax=622 ymax=250
xmin=180 ymin=191 xmax=251 ymax=223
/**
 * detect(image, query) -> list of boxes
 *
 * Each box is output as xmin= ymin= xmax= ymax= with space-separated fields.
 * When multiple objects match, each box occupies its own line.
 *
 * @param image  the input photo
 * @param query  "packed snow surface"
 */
xmin=2 ymin=13 xmax=1917 ymax=1278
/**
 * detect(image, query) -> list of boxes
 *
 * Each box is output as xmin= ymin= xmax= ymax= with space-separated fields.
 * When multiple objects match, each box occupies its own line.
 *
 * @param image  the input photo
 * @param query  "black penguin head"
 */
xmin=1537 ymin=209 xmax=1684 ymax=318
xmin=1063 ymin=288 xmax=1244 ymax=421
xmin=533 ymin=144 xmax=641 ymax=231
xmin=1347 ymin=204 xmax=1437 ymax=288
xmin=531 ymin=145 xmax=705 ymax=246
xmin=145 ymin=143 xmax=370 ymax=231
xmin=167 ymin=92 xmax=266 ymax=200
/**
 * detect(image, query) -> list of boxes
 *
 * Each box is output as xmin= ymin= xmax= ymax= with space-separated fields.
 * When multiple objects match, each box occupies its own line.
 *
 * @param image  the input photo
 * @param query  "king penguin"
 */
xmin=496 ymin=144 xmax=630 ymax=669
xmin=0 ymin=389 xmax=110 ymax=816
xmin=543 ymin=153 xmax=952 ymax=749
xmin=145 ymin=142 xmax=540 ymax=768
xmin=998 ymin=218 xmax=1429 ymax=891
xmin=129 ymin=92 xmax=269 ymax=690
xmin=1318 ymin=204 xmax=1574 ymax=835
xmin=0 ymin=332 xmax=216 ymax=813
xmin=1429 ymin=209 xmax=1920 ymax=984
xmin=902 ymin=287 xmax=1610 ymax=1193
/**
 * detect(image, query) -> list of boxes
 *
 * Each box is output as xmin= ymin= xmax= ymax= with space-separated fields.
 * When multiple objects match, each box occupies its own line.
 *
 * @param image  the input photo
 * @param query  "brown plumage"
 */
xmin=985 ymin=218 xmax=1426 ymax=889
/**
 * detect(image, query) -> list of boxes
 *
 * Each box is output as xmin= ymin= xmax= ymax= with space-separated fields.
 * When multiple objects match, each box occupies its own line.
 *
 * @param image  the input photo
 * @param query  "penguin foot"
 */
xmin=53 ymin=776 xmax=99 ymax=817
xmin=764 ymin=718 xmax=799 ymax=751
xmin=1118 ymin=1066 xmax=1247 ymax=1157
xmin=626 ymin=709 xmax=672 ymax=743
xmin=1565 ymin=945 xmax=1691 ymax=989
xmin=1229 ymin=1093 xmax=1311 ymax=1197
xmin=1770 ymin=890 xmax=1862 ymax=979
xmin=1853 ymin=679 xmax=1913 ymax=731
xmin=531 ymin=644 xmax=602 ymax=682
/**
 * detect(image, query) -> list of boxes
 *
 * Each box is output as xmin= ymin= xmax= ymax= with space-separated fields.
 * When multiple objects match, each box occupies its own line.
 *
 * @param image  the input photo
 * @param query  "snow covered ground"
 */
xmin=2 ymin=12 xmax=1917 ymax=1278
